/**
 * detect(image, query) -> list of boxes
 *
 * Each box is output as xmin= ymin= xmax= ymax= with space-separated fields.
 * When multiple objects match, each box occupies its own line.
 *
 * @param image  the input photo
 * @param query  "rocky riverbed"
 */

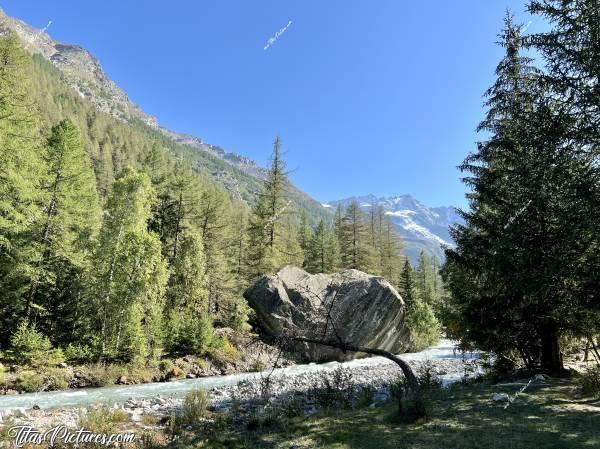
xmin=0 ymin=345 xmax=482 ymax=431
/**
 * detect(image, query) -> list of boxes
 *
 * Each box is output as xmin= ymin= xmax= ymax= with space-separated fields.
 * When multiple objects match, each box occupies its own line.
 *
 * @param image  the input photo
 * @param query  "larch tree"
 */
xmin=165 ymin=159 xmax=201 ymax=263
xmin=87 ymin=169 xmax=168 ymax=362
xmin=197 ymin=184 xmax=245 ymax=327
xmin=305 ymin=219 xmax=340 ymax=274
xmin=28 ymin=119 xmax=101 ymax=342
xmin=297 ymin=210 xmax=311 ymax=267
xmin=0 ymin=34 xmax=45 ymax=344
xmin=246 ymin=136 xmax=290 ymax=278
xmin=377 ymin=214 xmax=404 ymax=285
xmin=339 ymin=201 xmax=374 ymax=272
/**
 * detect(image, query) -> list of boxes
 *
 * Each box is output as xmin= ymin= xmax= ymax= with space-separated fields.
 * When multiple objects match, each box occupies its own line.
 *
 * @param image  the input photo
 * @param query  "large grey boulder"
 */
xmin=244 ymin=266 xmax=410 ymax=362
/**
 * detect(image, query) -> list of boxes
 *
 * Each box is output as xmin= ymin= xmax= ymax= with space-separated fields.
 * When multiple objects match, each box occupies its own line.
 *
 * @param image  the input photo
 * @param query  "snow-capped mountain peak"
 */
xmin=326 ymin=194 xmax=462 ymax=263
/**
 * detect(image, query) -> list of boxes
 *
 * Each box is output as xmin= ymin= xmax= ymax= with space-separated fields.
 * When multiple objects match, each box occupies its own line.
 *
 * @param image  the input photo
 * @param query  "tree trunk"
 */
xmin=288 ymin=336 xmax=426 ymax=420
xmin=588 ymin=336 xmax=600 ymax=366
xmin=540 ymin=326 xmax=563 ymax=373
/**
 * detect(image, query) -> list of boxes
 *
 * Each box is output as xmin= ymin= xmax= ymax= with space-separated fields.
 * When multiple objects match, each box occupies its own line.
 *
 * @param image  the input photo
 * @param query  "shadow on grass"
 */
xmin=241 ymin=379 xmax=600 ymax=449
xmin=171 ymin=379 xmax=600 ymax=449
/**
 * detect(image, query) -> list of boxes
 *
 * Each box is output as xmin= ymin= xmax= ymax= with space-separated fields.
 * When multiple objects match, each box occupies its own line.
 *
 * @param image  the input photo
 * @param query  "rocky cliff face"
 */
xmin=244 ymin=266 xmax=411 ymax=362
xmin=0 ymin=8 xmax=268 ymax=181
xmin=0 ymin=8 xmax=157 ymax=127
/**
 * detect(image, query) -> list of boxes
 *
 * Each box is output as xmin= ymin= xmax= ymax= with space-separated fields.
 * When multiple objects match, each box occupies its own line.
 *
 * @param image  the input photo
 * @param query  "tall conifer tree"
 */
xmin=88 ymin=169 xmax=167 ymax=361
xmin=0 ymin=34 xmax=45 ymax=343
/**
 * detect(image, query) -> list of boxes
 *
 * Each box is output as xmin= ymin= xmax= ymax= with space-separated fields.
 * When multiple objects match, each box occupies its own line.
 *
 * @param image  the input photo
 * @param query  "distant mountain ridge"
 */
xmin=0 ymin=8 xmax=268 ymax=182
xmin=326 ymin=195 xmax=462 ymax=263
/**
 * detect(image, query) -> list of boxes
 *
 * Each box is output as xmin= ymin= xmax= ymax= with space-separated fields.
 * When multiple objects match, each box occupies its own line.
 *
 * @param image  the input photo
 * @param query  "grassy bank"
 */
xmin=177 ymin=377 xmax=600 ymax=449
xmin=0 ymin=340 xmax=268 ymax=394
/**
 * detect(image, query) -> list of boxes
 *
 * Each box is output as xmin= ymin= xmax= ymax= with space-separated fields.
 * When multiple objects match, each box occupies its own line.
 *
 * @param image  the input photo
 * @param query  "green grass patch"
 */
xmin=170 ymin=378 xmax=600 ymax=449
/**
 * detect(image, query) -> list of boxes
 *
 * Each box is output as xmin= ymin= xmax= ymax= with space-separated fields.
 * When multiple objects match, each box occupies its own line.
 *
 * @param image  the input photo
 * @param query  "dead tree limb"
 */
xmin=283 ymin=335 xmax=426 ymax=420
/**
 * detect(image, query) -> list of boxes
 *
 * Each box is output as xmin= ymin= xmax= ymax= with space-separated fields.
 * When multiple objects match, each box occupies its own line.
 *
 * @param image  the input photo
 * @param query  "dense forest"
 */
xmin=0 ymin=32 xmax=440 ymax=371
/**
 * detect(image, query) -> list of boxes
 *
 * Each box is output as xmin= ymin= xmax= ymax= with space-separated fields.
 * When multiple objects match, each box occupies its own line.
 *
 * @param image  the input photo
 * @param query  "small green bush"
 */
xmin=252 ymin=359 xmax=267 ymax=372
xmin=9 ymin=322 xmax=65 ymax=367
xmin=42 ymin=349 xmax=66 ymax=368
xmin=64 ymin=343 xmax=95 ymax=363
xmin=246 ymin=408 xmax=287 ymax=431
xmin=44 ymin=367 xmax=69 ymax=390
xmin=82 ymin=363 xmax=126 ymax=387
xmin=167 ymin=317 xmax=215 ymax=354
xmin=356 ymin=385 xmax=377 ymax=407
xmin=10 ymin=322 xmax=51 ymax=354
xmin=181 ymin=389 xmax=210 ymax=426
xmin=79 ymin=406 xmax=130 ymax=434
xmin=390 ymin=377 xmax=407 ymax=400
xmin=278 ymin=394 xmax=304 ymax=418
xmin=15 ymin=370 xmax=46 ymax=392
xmin=0 ymin=365 xmax=7 ymax=388
xmin=209 ymin=335 xmax=240 ymax=364
xmin=158 ymin=359 xmax=174 ymax=372
xmin=129 ymin=367 xmax=155 ymax=383
xmin=417 ymin=361 xmax=442 ymax=389
xmin=310 ymin=367 xmax=355 ymax=410
xmin=579 ymin=366 xmax=600 ymax=398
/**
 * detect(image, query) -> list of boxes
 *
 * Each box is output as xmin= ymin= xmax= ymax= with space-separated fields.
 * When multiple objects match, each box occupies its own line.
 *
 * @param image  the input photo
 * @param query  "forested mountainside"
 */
xmin=327 ymin=195 xmax=462 ymax=262
xmin=0 ymin=7 xmax=329 ymax=221
xmin=0 ymin=9 xmax=443 ymax=371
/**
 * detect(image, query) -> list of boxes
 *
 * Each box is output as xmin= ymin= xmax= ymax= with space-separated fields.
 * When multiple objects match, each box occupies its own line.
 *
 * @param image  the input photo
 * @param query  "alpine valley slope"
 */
xmin=326 ymin=195 xmax=462 ymax=263
xmin=0 ymin=8 xmax=460 ymax=259
xmin=0 ymin=7 xmax=328 ymax=222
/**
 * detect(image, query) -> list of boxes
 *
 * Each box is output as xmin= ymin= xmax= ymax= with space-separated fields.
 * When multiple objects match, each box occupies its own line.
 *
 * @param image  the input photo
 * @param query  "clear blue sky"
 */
xmin=3 ymin=0 xmax=544 ymax=208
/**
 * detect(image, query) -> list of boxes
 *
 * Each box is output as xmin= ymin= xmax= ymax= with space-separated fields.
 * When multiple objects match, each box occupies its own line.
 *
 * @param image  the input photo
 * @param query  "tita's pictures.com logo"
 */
xmin=6 ymin=425 xmax=136 ymax=447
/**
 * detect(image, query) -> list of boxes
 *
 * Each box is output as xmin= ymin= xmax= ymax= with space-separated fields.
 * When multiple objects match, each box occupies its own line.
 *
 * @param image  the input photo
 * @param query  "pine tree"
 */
xmin=443 ymin=13 xmax=597 ymax=372
xmin=527 ymin=0 xmax=600 ymax=344
xmin=405 ymin=291 xmax=440 ymax=351
xmin=164 ymin=230 xmax=212 ymax=354
xmin=145 ymin=143 xmax=174 ymax=249
xmin=443 ymin=15 xmax=543 ymax=366
xmin=305 ymin=219 xmax=340 ymax=273
xmin=527 ymin=0 xmax=600 ymax=141
xmin=246 ymin=136 xmax=290 ymax=278
xmin=399 ymin=259 xmax=416 ymax=308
